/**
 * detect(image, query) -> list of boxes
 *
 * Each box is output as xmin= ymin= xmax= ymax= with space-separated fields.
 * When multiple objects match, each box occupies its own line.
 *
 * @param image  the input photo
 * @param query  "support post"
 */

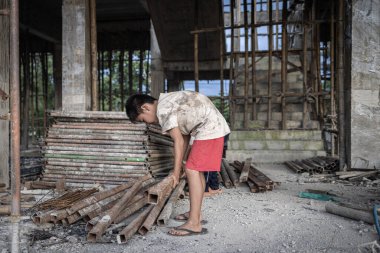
xmin=10 ymin=0 xmax=21 ymax=216
xmin=90 ymin=0 xmax=98 ymax=111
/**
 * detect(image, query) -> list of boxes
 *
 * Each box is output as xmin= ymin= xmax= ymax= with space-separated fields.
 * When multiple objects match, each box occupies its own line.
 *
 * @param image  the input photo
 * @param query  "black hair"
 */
xmin=125 ymin=94 xmax=157 ymax=123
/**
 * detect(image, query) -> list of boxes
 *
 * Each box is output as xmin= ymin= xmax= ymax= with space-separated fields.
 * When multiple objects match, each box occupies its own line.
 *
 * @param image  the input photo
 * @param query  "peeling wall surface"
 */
xmin=351 ymin=0 xmax=380 ymax=169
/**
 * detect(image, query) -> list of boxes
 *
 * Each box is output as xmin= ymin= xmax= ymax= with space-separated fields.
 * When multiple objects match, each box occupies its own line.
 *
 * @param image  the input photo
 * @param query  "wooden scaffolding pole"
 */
xmin=267 ymin=0 xmax=273 ymax=128
xmin=281 ymin=0 xmax=288 ymax=130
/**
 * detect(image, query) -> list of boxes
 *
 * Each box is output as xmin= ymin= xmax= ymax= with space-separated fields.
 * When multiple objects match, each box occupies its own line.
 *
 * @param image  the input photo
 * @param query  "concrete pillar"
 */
xmin=350 ymin=0 xmax=380 ymax=169
xmin=62 ymin=0 xmax=91 ymax=111
xmin=53 ymin=44 xmax=62 ymax=110
xmin=150 ymin=21 xmax=164 ymax=98
xmin=0 ymin=0 xmax=10 ymax=187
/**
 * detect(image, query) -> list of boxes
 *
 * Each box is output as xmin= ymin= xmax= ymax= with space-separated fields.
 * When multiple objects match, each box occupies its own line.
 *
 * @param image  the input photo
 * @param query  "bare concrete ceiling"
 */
xmin=20 ymin=0 xmax=224 ymax=65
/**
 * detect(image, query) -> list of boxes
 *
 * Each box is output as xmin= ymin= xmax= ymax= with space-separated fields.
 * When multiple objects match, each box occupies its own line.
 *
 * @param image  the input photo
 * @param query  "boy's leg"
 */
xmin=169 ymin=168 xmax=205 ymax=235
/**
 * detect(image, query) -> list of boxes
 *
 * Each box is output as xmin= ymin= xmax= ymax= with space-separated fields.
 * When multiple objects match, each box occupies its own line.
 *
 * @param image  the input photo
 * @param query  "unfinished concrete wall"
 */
xmin=351 ymin=0 xmax=380 ymax=169
xmin=62 ymin=0 xmax=91 ymax=111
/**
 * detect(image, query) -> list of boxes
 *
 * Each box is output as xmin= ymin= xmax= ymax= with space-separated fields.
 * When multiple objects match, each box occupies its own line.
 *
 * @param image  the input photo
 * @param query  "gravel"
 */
xmin=1 ymin=164 xmax=378 ymax=253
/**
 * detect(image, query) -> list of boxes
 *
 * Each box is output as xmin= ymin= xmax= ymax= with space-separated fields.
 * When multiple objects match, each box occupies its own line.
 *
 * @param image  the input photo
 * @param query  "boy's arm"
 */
xmin=168 ymin=127 xmax=187 ymax=188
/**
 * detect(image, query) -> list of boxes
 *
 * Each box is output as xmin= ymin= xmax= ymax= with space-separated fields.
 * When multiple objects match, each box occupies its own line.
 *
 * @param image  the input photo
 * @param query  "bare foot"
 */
xmin=203 ymin=188 xmax=222 ymax=197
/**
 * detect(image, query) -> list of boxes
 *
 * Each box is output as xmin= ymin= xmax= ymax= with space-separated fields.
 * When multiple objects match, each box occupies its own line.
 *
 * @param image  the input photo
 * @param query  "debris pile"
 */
xmin=219 ymin=158 xmax=275 ymax=193
xmin=284 ymin=156 xmax=379 ymax=185
xmin=42 ymin=111 xmax=174 ymax=188
xmin=30 ymin=174 xmax=186 ymax=244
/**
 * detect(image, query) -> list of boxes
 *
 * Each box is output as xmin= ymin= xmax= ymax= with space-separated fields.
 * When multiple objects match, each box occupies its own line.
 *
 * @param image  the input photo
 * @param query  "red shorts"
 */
xmin=185 ymin=137 xmax=224 ymax=172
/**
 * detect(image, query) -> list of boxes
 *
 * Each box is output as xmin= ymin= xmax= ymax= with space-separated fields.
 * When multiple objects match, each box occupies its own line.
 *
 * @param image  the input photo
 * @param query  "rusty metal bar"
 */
xmin=117 ymin=205 xmax=153 ymax=244
xmin=157 ymin=179 xmax=186 ymax=226
xmin=147 ymin=176 xmax=173 ymax=204
xmin=113 ymin=195 xmax=148 ymax=224
xmin=238 ymin=158 xmax=251 ymax=183
xmin=90 ymin=0 xmax=98 ymax=111
xmin=87 ymin=175 xmax=149 ymax=242
xmin=220 ymin=29 xmax=224 ymax=115
xmin=220 ymin=160 xmax=232 ymax=188
xmin=67 ymin=182 xmax=134 ymax=215
xmin=222 ymin=159 xmax=239 ymax=186
xmin=302 ymin=24 xmax=308 ymax=129
xmin=119 ymin=50 xmax=125 ymax=110
xmin=251 ymin=0 xmax=257 ymax=120
xmin=337 ymin=0 xmax=345 ymax=170
xmin=267 ymin=0 xmax=273 ymax=128
xmin=330 ymin=1 xmax=336 ymax=156
xmin=229 ymin=0 xmax=235 ymax=129
xmin=281 ymin=0 xmax=288 ymax=129
xmin=10 ymin=0 xmax=20 ymax=217
xmin=106 ymin=51 xmax=113 ymax=110
xmin=194 ymin=33 xmax=199 ymax=92
xmin=138 ymin=186 xmax=171 ymax=235
xmin=243 ymin=0 xmax=249 ymax=129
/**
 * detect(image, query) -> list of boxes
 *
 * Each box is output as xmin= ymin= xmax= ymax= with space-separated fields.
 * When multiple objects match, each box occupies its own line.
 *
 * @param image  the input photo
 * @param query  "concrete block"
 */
xmin=226 ymin=150 xmax=323 ymax=163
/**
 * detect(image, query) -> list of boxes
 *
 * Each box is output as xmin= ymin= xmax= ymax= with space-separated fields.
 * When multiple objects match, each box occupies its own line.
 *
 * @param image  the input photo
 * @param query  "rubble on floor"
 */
xmin=284 ymin=156 xmax=379 ymax=186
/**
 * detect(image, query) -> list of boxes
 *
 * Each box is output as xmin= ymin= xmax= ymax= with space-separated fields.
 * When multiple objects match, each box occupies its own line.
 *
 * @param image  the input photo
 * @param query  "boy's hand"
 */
xmin=168 ymin=172 xmax=179 ymax=189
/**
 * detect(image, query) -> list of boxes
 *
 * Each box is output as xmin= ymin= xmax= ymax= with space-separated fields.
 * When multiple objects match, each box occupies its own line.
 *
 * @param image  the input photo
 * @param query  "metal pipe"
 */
xmin=157 ymin=179 xmax=186 ymax=226
xmin=222 ymin=159 xmax=239 ymax=186
xmin=267 ymin=0 xmax=273 ymax=128
xmin=251 ymin=0 xmax=257 ymax=120
xmin=194 ymin=33 xmax=199 ymax=92
xmin=117 ymin=205 xmax=153 ymax=244
xmin=330 ymin=0 xmax=336 ymax=156
xmin=220 ymin=161 xmax=232 ymax=188
xmin=10 ymin=0 xmax=20 ymax=217
xmin=281 ymin=0 xmax=288 ymax=129
xmin=337 ymin=0 xmax=346 ymax=170
xmin=146 ymin=176 xmax=173 ymax=204
xmin=87 ymin=175 xmax=149 ymax=242
xmin=243 ymin=0 xmax=249 ymax=129
xmin=229 ymin=0 xmax=235 ymax=129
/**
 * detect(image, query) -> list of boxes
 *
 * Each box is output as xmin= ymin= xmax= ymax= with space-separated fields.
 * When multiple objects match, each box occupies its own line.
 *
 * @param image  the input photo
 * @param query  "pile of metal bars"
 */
xmin=42 ymin=111 xmax=173 ymax=188
xmin=284 ymin=156 xmax=339 ymax=174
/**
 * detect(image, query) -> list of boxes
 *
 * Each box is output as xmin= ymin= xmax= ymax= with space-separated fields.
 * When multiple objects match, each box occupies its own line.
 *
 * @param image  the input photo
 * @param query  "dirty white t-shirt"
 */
xmin=156 ymin=91 xmax=230 ymax=140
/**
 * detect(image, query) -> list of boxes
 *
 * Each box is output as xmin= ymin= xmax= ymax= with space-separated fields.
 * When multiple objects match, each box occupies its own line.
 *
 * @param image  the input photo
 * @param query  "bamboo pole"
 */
xmin=281 ymin=0 xmax=288 ymax=129
xmin=90 ymin=0 xmax=98 ymax=111
xmin=267 ymin=0 xmax=273 ymax=128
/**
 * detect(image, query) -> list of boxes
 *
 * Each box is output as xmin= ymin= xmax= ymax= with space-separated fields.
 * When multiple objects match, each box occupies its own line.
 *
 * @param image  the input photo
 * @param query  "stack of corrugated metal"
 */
xmin=41 ymin=111 xmax=173 ymax=188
